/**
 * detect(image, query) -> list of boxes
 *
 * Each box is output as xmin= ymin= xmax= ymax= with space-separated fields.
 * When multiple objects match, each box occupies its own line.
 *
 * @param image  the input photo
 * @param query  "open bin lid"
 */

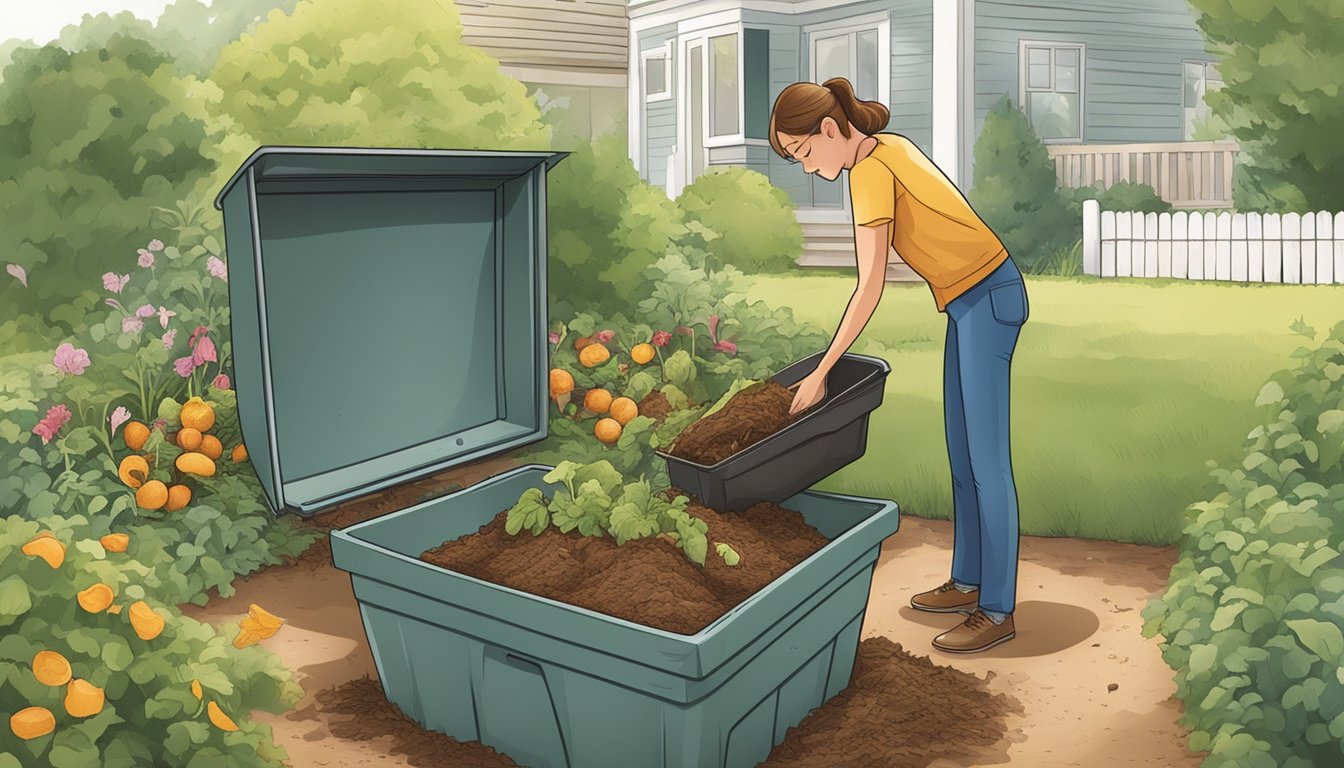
xmin=215 ymin=146 xmax=567 ymax=517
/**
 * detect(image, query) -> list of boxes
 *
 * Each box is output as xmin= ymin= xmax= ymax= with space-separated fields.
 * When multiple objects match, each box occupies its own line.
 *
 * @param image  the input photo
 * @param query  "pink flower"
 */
xmin=713 ymin=340 xmax=738 ymax=356
xmin=190 ymin=327 xmax=217 ymax=365
xmin=173 ymin=356 xmax=195 ymax=377
xmin=548 ymin=331 xmax=560 ymax=344
xmin=651 ymin=330 xmax=672 ymax=348
xmin=147 ymin=239 xmax=164 ymax=252
xmin=595 ymin=330 xmax=615 ymax=343
xmin=206 ymin=256 xmax=227 ymax=282
xmin=137 ymin=249 xmax=155 ymax=268
xmin=136 ymin=303 xmax=155 ymax=318
xmin=675 ymin=326 xmax=693 ymax=336
xmin=162 ymin=329 xmax=177 ymax=349
xmin=709 ymin=315 xmax=720 ymax=341
xmin=6 ymin=264 xmax=26 ymax=287
xmin=212 ymin=374 xmax=231 ymax=390
xmin=122 ymin=316 xmax=144 ymax=335
xmin=33 ymin=404 xmax=72 ymax=445
xmin=109 ymin=406 xmax=131 ymax=436
xmin=189 ymin=325 xmax=209 ymax=348
xmin=53 ymin=343 xmax=90 ymax=375
xmin=102 ymin=272 xmax=130 ymax=293
xmin=157 ymin=306 xmax=176 ymax=329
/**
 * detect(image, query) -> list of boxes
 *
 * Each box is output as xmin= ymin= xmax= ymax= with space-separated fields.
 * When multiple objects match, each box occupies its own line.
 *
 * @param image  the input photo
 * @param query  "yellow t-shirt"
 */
xmin=849 ymin=133 xmax=1009 ymax=311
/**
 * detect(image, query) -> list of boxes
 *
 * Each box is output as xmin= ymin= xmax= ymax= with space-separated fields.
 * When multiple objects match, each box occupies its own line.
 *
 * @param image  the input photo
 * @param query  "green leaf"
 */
xmin=504 ymin=487 xmax=550 ymax=537
xmin=1254 ymin=381 xmax=1284 ymax=407
xmin=1286 ymin=619 xmax=1344 ymax=661
xmin=680 ymin=528 xmax=708 ymax=566
xmin=0 ymin=576 xmax=31 ymax=618
xmin=102 ymin=638 xmax=135 ymax=672
xmin=542 ymin=461 xmax=582 ymax=489
xmin=623 ymin=371 xmax=658 ymax=402
xmin=1187 ymin=643 xmax=1218 ymax=679
xmin=1316 ymin=410 xmax=1344 ymax=435
xmin=157 ymin=397 xmax=181 ymax=425
xmin=715 ymin=542 xmax=741 ymax=566
xmin=662 ymin=350 xmax=698 ymax=390
xmin=701 ymin=378 xmax=759 ymax=420
xmin=571 ymin=461 xmax=623 ymax=496
xmin=609 ymin=481 xmax=660 ymax=545
xmin=1210 ymin=601 xmax=1248 ymax=632
xmin=661 ymin=385 xmax=690 ymax=411
xmin=550 ymin=480 xmax=613 ymax=536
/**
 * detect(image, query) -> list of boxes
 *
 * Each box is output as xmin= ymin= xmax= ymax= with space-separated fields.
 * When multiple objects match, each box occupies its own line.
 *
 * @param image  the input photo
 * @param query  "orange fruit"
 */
xmin=179 ymin=397 xmax=215 ymax=432
xmin=549 ymin=368 xmax=574 ymax=398
xmin=21 ymin=535 xmax=65 ymax=568
xmin=594 ymin=418 xmax=622 ymax=444
xmin=136 ymin=480 xmax=169 ymax=510
xmin=9 ymin=706 xmax=55 ymax=740
xmin=175 ymin=452 xmax=216 ymax=477
xmin=129 ymin=601 xmax=164 ymax=640
xmin=107 ymin=604 xmax=123 ymax=615
xmin=118 ymin=455 xmax=150 ymax=489
xmin=176 ymin=427 xmax=203 ymax=451
xmin=64 ymin=679 xmax=105 ymax=718
xmin=584 ymin=388 xmax=613 ymax=414
xmin=199 ymin=434 xmax=223 ymax=461
xmin=32 ymin=651 xmax=72 ymax=687
xmin=579 ymin=344 xmax=610 ymax=368
xmin=123 ymin=421 xmax=150 ymax=451
xmin=191 ymin=679 xmax=203 ymax=700
xmin=631 ymin=343 xmax=656 ymax=365
xmin=207 ymin=701 xmax=238 ymax=732
xmin=609 ymin=397 xmax=639 ymax=425
xmin=572 ymin=335 xmax=593 ymax=351
xmin=77 ymin=583 xmax=115 ymax=613
xmin=165 ymin=484 xmax=192 ymax=512
xmin=231 ymin=443 xmax=248 ymax=463
xmin=100 ymin=533 xmax=129 ymax=553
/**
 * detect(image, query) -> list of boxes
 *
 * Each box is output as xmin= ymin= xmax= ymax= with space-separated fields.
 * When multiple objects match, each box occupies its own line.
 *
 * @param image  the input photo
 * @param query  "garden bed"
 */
xmin=420 ymin=493 xmax=828 ymax=634
xmin=667 ymin=380 xmax=798 ymax=464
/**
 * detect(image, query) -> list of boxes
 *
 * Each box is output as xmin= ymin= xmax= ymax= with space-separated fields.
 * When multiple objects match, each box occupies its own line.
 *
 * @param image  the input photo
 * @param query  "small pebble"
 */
xmin=1107 ymin=683 xmax=1119 ymax=693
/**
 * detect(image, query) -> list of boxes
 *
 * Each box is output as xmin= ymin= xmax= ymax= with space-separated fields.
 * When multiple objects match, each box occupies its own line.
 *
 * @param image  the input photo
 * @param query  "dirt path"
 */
xmin=184 ymin=460 xmax=1204 ymax=768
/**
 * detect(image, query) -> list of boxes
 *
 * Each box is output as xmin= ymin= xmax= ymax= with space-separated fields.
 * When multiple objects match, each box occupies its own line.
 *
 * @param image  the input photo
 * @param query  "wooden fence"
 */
xmin=1048 ymin=140 xmax=1240 ymax=209
xmin=1081 ymin=200 xmax=1344 ymax=284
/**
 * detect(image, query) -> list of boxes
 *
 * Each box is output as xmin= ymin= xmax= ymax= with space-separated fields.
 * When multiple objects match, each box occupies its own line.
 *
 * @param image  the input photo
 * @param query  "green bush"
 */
xmin=968 ymin=96 xmax=1076 ymax=274
xmin=0 ymin=516 xmax=299 ymax=766
xmin=677 ymin=167 xmax=804 ymax=274
xmin=1142 ymin=318 xmax=1344 ymax=768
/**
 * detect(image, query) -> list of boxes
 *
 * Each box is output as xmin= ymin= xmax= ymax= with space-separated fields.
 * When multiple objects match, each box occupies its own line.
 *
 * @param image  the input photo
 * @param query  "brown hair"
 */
xmin=768 ymin=77 xmax=890 ymax=159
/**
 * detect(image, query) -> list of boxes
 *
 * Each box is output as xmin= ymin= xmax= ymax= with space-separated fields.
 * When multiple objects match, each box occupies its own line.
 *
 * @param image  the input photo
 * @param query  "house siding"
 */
xmin=457 ymin=0 xmax=627 ymax=75
xmin=888 ymin=0 xmax=933 ymax=157
xmin=639 ymin=25 xmax=678 ymax=189
xmin=974 ymin=0 xmax=1213 ymax=145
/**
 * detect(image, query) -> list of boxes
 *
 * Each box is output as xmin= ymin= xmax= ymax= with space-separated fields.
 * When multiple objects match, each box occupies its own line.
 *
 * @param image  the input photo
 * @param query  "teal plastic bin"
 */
xmin=330 ymin=464 xmax=899 ymax=768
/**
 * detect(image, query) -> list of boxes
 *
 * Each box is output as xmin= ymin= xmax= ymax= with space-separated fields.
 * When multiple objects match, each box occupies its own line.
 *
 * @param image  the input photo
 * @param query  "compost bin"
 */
xmin=216 ymin=146 xmax=901 ymax=768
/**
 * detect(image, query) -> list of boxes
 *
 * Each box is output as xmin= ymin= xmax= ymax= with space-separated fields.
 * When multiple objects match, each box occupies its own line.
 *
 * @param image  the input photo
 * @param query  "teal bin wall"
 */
xmin=330 ymin=464 xmax=900 ymax=768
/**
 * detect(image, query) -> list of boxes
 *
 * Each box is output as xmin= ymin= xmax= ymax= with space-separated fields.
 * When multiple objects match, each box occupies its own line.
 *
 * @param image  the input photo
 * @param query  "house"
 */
xmin=457 ymin=0 xmax=630 ymax=144
xmin=626 ymin=0 xmax=1231 ymax=272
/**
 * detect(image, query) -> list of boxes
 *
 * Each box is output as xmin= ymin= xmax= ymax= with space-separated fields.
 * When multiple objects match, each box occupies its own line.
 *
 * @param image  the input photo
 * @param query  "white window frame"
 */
xmin=679 ymin=23 xmax=744 ymax=153
xmin=642 ymin=42 xmax=672 ymax=104
xmin=1181 ymin=59 xmax=1223 ymax=140
xmin=1018 ymin=39 xmax=1086 ymax=143
xmin=803 ymin=12 xmax=892 ymax=107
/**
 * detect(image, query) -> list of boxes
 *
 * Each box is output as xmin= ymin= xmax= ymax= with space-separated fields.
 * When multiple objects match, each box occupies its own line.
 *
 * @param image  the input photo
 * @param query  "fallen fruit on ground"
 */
xmin=176 ymin=427 xmax=203 ymax=451
xmin=232 ymin=443 xmax=248 ymax=463
xmin=579 ymin=343 xmax=610 ymax=368
xmin=136 ymin=480 xmax=169 ymax=510
xmin=234 ymin=603 xmax=285 ymax=648
xmin=9 ymin=706 xmax=55 ymax=740
xmin=165 ymin=484 xmax=192 ymax=512
xmin=129 ymin=601 xmax=165 ymax=640
xmin=179 ymin=396 xmax=216 ymax=432
xmin=584 ymin=388 xmax=613 ymax=414
xmin=64 ymin=679 xmax=105 ymax=718
xmin=32 ymin=651 xmax=73 ymax=687
xmin=631 ymin=343 xmax=655 ymax=364
xmin=118 ymin=455 xmax=150 ymax=488
xmin=199 ymin=434 xmax=223 ymax=460
xmin=207 ymin=701 xmax=239 ymax=731
xmin=549 ymin=368 xmax=574 ymax=398
xmin=123 ymin=421 xmax=150 ymax=450
xmin=175 ymin=452 xmax=216 ymax=477
xmin=99 ymin=533 xmax=130 ymax=552
xmin=609 ymin=397 xmax=638 ymax=425
xmin=594 ymin=417 xmax=622 ymax=444
xmin=22 ymin=534 xmax=65 ymax=568
xmin=77 ymin=583 xmax=115 ymax=613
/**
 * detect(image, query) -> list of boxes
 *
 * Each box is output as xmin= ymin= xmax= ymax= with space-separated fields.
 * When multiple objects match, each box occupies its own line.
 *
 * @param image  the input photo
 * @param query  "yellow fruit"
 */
xmin=199 ymin=434 xmax=223 ymax=461
xmin=175 ymin=452 xmax=216 ymax=477
xmin=107 ymin=604 xmax=123 ymax=615
xmin=165 ymin=484 xmax=192 ymax=512
xmin=609 ymin=397 xmax=639 ymax=426
xmin=64 ymin=679 xmax=105 ymax=718
xmin=129 ymin=601 xmax=165 ymax=641
xmin=207 ymin=701 xmax=239 ymax=732
xmin=123 ymin=421 xmax=150 ymax=451
xmin=176 ymin=427 xmax=202 ymax=451
xmin=572 ymin=335 xmax=593 ymax=351
xmin=549 ymin=368 xmax=574 ymax=398
xmin=100 ymin=533 xmax=130 ymax=553
xmin=631 ymin=343 xmax=656 ymax=365
xmin=234 ymin=603 xmax=285 ymax=648
xmin=191 ymin=679 xmax=203 ymax=700
xmin=22 ymin=535 xmax=65 ymax=569
xmin=579 ymin=344 xmax=610 ymax=368
xmin=583 ymin=388 xmax=613 ymax=414
xmin=32 ymin=651 xmax=72 ymax=687
xmin=118 ymin=455 xmax=150 ymax=489
xmin=9 ymin=706 xmax=55 ymax=740
xmin=136 ymin=480 xmax=169 ymax=510
xmin=77 ymin=583 xmax=115 ymax=613
xmin=179 ymin=397 xmax=215 ymax=432
xmin=594 ymin=418 xmax=622 ymax=445
xmin=231 ymin=443 xmax=248 ymax=463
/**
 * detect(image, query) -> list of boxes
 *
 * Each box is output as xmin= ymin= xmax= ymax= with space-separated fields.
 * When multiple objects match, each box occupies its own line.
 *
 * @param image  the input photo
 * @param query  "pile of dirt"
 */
xmin=669 ymin=380 xmax=798 ymax=465
xmin=636 ymin=389 xmax=676 ymax=422
xmin=420 ymin=495 xmax=828 ymax=635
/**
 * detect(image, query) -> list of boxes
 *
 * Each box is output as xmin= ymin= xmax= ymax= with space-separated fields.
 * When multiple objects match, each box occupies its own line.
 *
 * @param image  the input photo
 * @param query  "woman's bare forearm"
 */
xmin=815 ymin=223 xmax=890 ymax=376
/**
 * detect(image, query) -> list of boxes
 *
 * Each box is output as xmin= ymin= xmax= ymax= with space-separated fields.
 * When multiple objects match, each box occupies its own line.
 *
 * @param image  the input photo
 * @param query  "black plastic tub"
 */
xmin=656 ymin=352 xmax=891 ymax=511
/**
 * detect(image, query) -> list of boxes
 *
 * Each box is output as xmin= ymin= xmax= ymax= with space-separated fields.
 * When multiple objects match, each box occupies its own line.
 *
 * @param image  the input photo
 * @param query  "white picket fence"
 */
xmin=1081 ymin=200 xmax=1344 ymax=283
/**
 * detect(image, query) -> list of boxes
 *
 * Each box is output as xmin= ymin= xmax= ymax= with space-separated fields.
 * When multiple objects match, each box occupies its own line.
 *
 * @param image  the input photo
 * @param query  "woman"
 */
xmin=772 ymin=78 xmax=1028 ymax=654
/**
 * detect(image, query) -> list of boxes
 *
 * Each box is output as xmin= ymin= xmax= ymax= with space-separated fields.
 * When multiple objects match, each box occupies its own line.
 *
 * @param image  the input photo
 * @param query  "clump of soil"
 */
xmin=762 ymin=637 xmax=1022 ymax=767
xmin=420 ymin=495 xmax=828 ymax=634
xmin=636 ymin=389 xmax=676 ymax=422
xmin=669 ymin=380 xmax=798 ymax=465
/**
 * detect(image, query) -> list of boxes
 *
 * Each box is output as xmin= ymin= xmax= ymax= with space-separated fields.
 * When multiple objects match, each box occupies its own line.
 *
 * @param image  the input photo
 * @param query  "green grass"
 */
xmin=748 ymin=272 xmax=1344 ymax=545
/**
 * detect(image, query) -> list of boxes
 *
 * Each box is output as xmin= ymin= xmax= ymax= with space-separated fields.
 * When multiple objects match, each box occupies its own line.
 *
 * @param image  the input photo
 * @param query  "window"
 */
xmin=643 ymin=44 xmax=671 ymax=103
xmin=812 ymin=28 xmax=882 ymax=102
xmin=1182 ymin=60 xmax=1224 ymax=140
xmin=1019 ymin=41 xmax=1084 ymax=142
xmin=709 ymin=34 xmax=739 ymax=138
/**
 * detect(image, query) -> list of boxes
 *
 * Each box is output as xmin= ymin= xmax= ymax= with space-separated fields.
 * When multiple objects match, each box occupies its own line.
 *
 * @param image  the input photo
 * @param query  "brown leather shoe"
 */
xmin=909 ymin=580 xmax=979 ymax=613
xmin=932 ymin=609 xmax=1016 ymax=653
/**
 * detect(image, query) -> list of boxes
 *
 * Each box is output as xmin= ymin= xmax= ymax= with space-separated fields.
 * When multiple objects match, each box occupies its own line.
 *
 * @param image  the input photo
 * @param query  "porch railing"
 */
xmin=1046 ymin=140 xmax=1241 ymax=210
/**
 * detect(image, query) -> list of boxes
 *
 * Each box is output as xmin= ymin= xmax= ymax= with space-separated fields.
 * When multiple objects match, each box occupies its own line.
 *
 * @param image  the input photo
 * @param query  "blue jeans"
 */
xmin=944 ymin=258 xmax=1028 ymax=621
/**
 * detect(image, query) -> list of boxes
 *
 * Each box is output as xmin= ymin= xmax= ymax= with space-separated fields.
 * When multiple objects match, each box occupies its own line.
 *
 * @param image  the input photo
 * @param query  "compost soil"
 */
xmin=669 ymin=380 xmax=798 ymax=464
xmin=420 ymin=495 xmax=828 ymax=635
xmin=636 ymin=389 xmax=676 ymax=422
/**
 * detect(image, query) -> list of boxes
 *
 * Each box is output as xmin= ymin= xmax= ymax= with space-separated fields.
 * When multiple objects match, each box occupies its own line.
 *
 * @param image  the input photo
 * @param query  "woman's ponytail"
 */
xmin=768 ymin=76 xmax=890 ymax=158
xmin=822 ymin=78 xmax=890 ymax=135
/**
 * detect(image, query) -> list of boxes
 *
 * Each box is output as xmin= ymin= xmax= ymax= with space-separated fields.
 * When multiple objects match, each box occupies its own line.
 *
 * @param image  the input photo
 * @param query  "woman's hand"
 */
xmin=788 ymin=370 xmax=828 ymax=415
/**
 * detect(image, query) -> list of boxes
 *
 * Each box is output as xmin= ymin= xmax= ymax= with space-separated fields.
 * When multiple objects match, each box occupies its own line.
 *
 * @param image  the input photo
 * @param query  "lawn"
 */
xmin=748 ymin=272 xmax=1344 ymax=545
